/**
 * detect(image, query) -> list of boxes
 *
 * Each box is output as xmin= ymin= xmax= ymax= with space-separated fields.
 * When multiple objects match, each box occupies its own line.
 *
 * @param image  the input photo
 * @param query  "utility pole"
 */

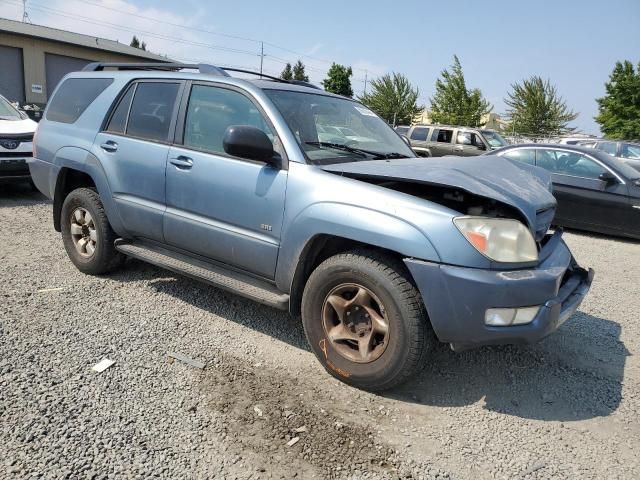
xmin=363 ymin=70 xmax=368 ymax=95
xmin=259 ymin=41 xmax=264 ymax=78
xmin=22 ymin=0 xmax=31 ymax=23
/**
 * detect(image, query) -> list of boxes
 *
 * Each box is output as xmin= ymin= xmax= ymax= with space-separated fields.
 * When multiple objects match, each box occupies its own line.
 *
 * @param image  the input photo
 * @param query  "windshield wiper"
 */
xmin=305 ymin=142 xmax=410 ymax=160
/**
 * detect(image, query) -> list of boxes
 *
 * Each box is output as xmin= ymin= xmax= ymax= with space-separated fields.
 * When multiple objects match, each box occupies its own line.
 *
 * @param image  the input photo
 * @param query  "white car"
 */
xmin=0 ymin=94 xmax=38 ymax=186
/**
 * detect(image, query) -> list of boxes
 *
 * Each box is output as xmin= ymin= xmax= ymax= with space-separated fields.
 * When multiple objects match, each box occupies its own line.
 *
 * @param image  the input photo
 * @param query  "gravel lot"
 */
xmin=1 ymin=183 xmax=639 ymax=479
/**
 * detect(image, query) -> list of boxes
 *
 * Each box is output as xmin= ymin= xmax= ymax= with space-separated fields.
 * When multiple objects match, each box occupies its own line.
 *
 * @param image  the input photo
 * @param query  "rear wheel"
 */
xmin=60 ymin=188 xmax=124 ymax=274
xmin=301 ymin=250 xmax=435 ymax=391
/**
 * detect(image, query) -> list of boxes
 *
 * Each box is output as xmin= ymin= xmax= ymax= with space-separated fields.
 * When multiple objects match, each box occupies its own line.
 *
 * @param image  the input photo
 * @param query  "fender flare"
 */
xmin=52 ymin=147 xmax=127 ymax=235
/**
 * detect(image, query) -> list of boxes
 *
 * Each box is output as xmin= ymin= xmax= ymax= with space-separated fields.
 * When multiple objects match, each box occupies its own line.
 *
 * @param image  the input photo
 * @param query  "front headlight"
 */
xmin=453 ymin=216 xmax=538 ymax=263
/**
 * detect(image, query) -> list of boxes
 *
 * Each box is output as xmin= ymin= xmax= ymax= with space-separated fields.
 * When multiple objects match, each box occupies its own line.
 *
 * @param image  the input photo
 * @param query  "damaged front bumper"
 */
xmin=404 ymin=230 xmax=594 ymax=351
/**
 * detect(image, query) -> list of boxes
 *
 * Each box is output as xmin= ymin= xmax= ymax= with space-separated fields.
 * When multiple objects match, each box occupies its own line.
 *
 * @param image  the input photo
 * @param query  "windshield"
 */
xmin=481 ymin=130 xmax=508 ymax=148
xmin=0 ymin=96 xmax=21 ymax=120
xmin=264 ymin=89 xmax=415 ymax=164
xmin=621 ymin=143 xmax=640 ymax=160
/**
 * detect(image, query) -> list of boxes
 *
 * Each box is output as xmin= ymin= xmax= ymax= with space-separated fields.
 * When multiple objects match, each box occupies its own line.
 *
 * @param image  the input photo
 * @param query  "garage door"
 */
xmin=45 ymin=53 xmax=92 ymax=98
xmin=0 ymin=45 xmax=25 ymax=103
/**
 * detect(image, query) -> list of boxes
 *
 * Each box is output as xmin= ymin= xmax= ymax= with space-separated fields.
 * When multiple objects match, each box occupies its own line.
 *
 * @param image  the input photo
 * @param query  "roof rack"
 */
xmin=81 ymin=62 xmax=322 ymax=89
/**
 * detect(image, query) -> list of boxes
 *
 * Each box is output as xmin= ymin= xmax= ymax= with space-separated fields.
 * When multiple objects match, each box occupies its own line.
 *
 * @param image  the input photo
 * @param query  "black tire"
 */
xmin=60 ymin=187 xmax=124 ymax=275
xmin=301 ymin=249 xmax=435 ymax=391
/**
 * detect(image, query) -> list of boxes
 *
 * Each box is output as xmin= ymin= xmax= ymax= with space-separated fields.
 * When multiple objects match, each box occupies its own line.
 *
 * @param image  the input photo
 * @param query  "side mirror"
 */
xmin=476 ymin=143 xmax=487 ymax=151
xmin=400 ymin=134 xmax=411 ymax=147
xmin=598 ymin=171 xmax=617 ymax=184
xmin=223 ymin=125 xmax=279 ymax=167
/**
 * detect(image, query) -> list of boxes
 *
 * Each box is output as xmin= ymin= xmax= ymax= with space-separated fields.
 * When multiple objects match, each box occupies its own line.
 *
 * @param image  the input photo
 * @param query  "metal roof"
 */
xmin=0 ymin=18 xmax=170 ymax=61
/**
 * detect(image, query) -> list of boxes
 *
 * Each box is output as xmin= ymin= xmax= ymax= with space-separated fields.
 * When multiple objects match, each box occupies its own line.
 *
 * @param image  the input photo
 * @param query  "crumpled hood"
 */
xmin=321 ymin=155 xmax=556 ymax=236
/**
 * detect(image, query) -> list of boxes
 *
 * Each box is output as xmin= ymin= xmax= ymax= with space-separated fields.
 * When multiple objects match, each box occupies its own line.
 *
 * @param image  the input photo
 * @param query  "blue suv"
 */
xmin=30 ymin=63 xmax=593 ymax=391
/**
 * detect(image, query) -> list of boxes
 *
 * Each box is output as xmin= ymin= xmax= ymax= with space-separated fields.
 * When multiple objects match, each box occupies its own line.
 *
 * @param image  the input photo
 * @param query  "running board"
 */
xmin=115 ymin=240 xmax=290 ymax=310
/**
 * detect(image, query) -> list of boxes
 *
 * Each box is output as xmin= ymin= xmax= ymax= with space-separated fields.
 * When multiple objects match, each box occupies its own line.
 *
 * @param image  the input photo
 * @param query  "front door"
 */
xmin=538 ymin=149 xmax=630 ymax=232
xmin=163 ymin=83 xmax=287 ymax=278
xmin=452 ymin=130 xmax=487 ymax=156
xmin=93 ymin=80 xmax=183 ymax=242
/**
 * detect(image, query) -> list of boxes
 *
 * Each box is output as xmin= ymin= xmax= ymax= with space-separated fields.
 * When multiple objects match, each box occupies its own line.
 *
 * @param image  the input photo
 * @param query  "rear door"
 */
xmin=429 ymin=128 xmax=454 ymax=156
xmin=536 ymin=148 xmax=629 ymax=232
xmin=163 ymin=82 xmax=287 ymax=278
xmin=94 ymin=80 xmax=183 ymax=242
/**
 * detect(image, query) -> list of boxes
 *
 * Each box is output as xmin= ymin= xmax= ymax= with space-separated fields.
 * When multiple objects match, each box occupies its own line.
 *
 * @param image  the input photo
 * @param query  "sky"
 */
xmin=1 ymin=0 xmax=639 ymax=134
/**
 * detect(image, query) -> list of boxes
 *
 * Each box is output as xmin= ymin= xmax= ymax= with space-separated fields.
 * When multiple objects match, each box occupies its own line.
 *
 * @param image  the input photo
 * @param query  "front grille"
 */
xmin=534 ymin=207 xmax=555 ymax=241
xmin=0 ymin=151 xmax=32 ymax=158
xmin=0 ymin=133 xmax=34 ymax=141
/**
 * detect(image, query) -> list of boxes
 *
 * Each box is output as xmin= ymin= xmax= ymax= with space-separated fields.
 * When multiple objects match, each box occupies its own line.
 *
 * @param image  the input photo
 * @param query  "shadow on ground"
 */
xmin=0 ymin=183 xmax=49 ymax=208
xmin=112 ymin=258 xmax=628 ymax=423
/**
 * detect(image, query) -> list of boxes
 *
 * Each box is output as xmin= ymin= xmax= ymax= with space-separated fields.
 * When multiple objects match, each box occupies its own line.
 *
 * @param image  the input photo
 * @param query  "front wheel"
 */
xmin=301 ymin=250 xmax=435 ymax=391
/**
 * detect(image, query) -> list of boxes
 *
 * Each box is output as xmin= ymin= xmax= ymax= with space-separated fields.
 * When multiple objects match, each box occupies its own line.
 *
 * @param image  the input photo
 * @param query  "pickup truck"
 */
xmin=407 ymin=124 xmax=509 ymax=157
xmin=29 ymin=63 xmax=593 ymax=391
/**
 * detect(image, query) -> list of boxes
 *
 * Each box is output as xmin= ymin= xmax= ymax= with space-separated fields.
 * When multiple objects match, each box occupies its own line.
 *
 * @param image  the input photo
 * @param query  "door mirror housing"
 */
xmin=598 ymin=171 xmax=618 ymax=184
xmin=399 ymin=134 xmax=411 ymax=147
xmin=476 ymin=142 xmax=487 ymax=151
xmin=223 ymin=125 xmax=279 ymax=167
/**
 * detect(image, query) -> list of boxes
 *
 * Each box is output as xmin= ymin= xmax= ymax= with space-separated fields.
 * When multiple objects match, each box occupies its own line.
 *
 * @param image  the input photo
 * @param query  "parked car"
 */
xmin=30 ymin=63 xmax=593 ymax=391
xmin=578 ymin=139 xmax=640 ymax=172
xmin=394 ymin=125 xmax=410 ymax=136
xmin=406 ymin=124 xmax=508 ymax=157
xmin=492 ymin=144 xmax=640 ymax=239
xmin=557 ymin=136 xmax=600 ymax=145
xmin=0 ymin=94 xmax=38 ymax=186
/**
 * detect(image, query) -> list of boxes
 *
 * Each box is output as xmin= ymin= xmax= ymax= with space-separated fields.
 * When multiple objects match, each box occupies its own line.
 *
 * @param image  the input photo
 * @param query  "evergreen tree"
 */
xmin=322 ymin=63 xmax=353 ymax=97
xmin=505 ymin=76 xmax=578 ymax=136
xmin=129 ymin=36 xmax=146 ymax=51
xmin=280 ymin=63 xmax=293 ymax=80
xmin=358 ymin=73 xmax=423 ymax=125
xmin=429 ymin=55 xmax=492 ymax=127
xmin=292 ymin=60 xmax=309 ymax=82
xmin=595 ymin=60 xmax=640 ymax=139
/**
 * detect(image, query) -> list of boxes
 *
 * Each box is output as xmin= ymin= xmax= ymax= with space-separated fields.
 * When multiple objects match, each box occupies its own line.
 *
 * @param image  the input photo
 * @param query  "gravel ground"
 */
xmin=1 ymin=183 xmax=639 ymax=479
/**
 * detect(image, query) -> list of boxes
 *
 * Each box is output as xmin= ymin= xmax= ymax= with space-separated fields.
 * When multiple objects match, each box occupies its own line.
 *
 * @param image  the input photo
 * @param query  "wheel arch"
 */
xmin=51 ymin=147 xmax=125 ymax=235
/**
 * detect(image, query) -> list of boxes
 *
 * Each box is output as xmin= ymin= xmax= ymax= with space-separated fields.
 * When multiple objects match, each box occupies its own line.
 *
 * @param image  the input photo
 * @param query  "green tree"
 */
xmin=129 ymin=35 xmax=146 ymax=51
xmin=595 ymin=60 xmax=640 ymax=139
xmin=292 ymin=60 xmax=309 ymax=82
xmin=429 ymin=55 xmax=492 ymax=127
xmin=280 ymin=63 xmax=293 ymax=80
xmin=505 ymin=76 xmax=578 ymax=136
xmin=358 ymin=72 xmax=423 ymax=125
xmin=322 ymin=63 xmax=353 ymax=97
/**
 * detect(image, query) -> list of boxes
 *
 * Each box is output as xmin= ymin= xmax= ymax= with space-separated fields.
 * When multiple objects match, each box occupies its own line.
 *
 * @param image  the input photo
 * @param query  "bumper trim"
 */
xmin=405 ymin=239 xmax=593 ymax=350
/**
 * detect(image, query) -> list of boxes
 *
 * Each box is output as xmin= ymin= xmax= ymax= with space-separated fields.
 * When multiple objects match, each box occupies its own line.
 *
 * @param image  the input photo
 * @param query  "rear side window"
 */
xmin=432 ymin=128 xmax=453 ymax=143
xmin=126 ymin=82 xmax=180 ymax=143
xmin=503 ymin=148 xmax=535 ymax=165
xmin=46 ymin=78 xmax=113 ymax=123
xmin=106 ymin=84 xmax=135 ymax=134
xmin=410 ymin=127 xmax=429 ymax=141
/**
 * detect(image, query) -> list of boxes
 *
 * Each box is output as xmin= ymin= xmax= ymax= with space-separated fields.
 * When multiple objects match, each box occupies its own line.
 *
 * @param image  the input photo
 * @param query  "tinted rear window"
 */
xmin=126 ymin=82 xmax=180 ymax=143
xmin=46 ymin=78 xmax=113 ymax=123
xmin=106 ymin=84 xmax=135 ymax=134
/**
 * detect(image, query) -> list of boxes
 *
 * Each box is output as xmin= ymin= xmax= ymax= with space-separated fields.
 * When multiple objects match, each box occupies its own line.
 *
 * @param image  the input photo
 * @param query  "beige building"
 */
xmin=412 ymin=110 xmax=507 ymax=130
xmin=0 ymin=18 xmax=170 ymax=106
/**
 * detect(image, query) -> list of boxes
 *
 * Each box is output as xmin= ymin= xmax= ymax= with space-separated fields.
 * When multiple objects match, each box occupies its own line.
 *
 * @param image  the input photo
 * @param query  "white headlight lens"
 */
xmin=454 ymin=217 xmax=538 ymax=263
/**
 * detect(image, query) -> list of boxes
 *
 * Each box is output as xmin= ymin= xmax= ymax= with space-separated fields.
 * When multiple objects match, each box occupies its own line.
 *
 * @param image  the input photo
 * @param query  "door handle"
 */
xmin=100 ymin=141 xmax=118 ymax=152
xmin=169 ymin=156 xmax=194 ymax=169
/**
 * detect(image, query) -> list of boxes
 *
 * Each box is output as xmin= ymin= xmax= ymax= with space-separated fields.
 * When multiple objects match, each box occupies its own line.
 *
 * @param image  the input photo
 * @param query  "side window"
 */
xmin=503 ymin=148 xmax=535 ymax=165
xmin=596 ymin=142 xmax=617 ymax=155
xmin=410 ymin=127 xmax=429 ymax=141
xmin=126 ymin=82 xmax=180 ymax=143
xmin=554 ymin=151 xmax=606 ymax=179
xmin=432 ymin=128 xmax=453 ymax=143
xmin=46 ymin=78 xmax=113 ymax=124
xmin=183 ymin=85 xmax=274 ymax=155
xmin=535 ymin=149 xmax=557 ymax=171
xmin=106 ymin=84 xmax=135 ymax=134
xmin=456 ymin=131 xmax=484 ymax=146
